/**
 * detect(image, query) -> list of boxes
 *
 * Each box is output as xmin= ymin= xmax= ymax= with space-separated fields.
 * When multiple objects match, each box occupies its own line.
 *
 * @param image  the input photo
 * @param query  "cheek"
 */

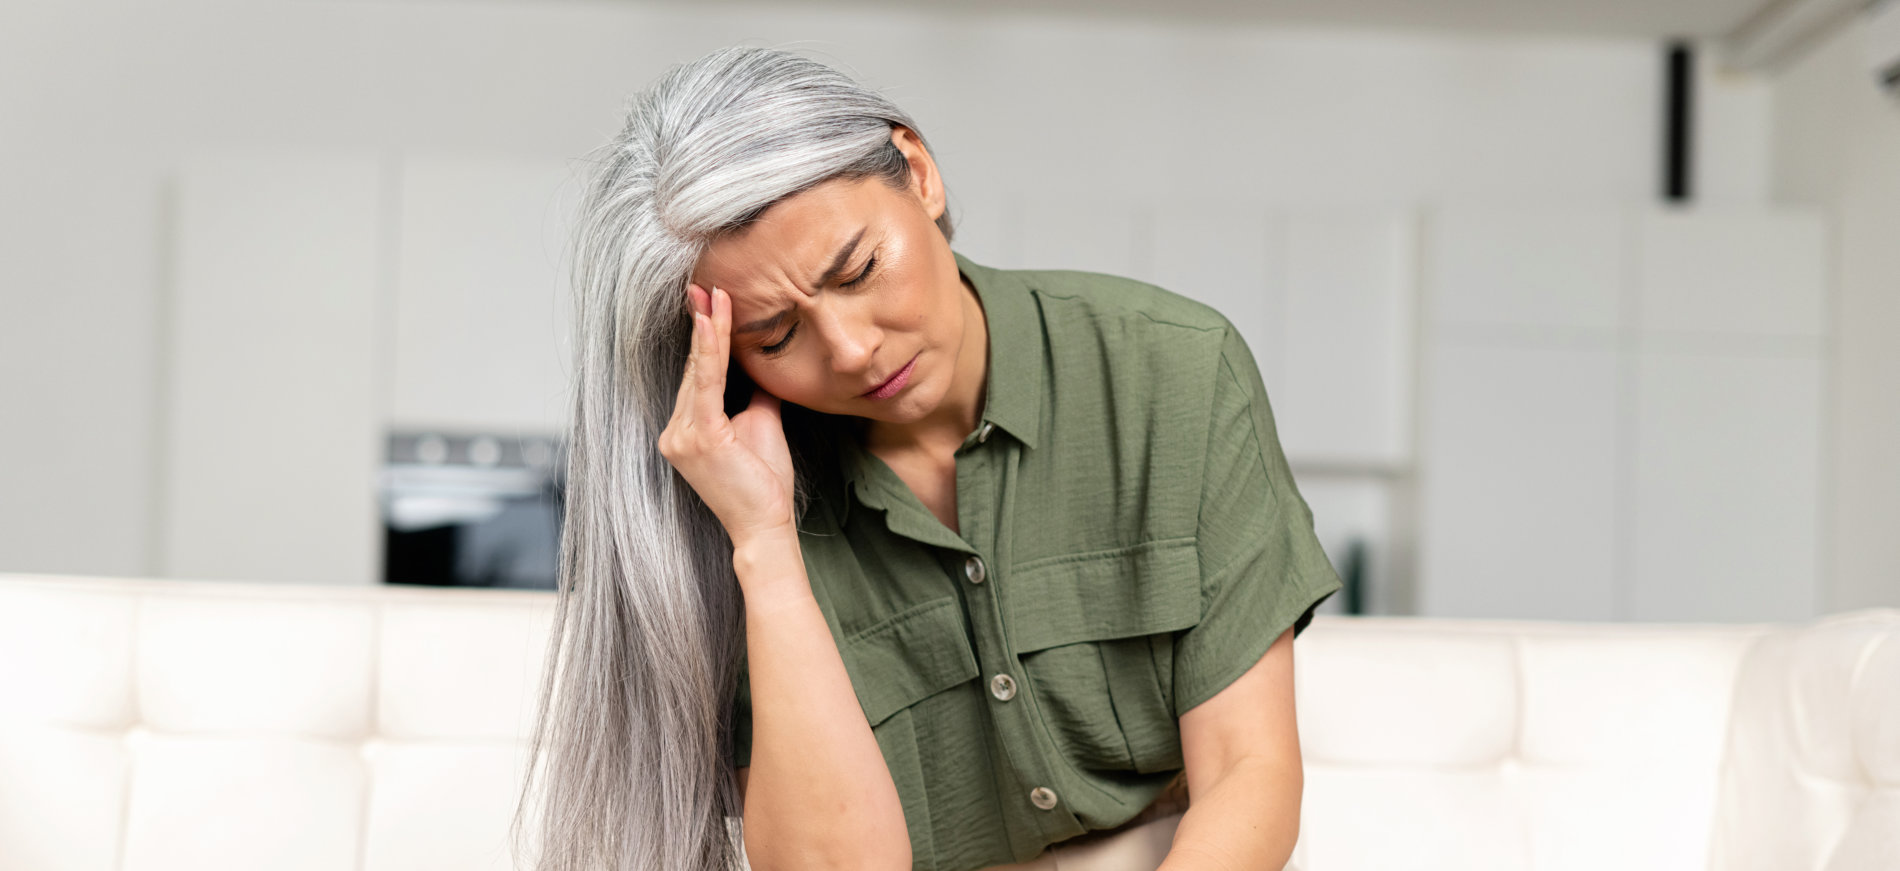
xmin=930 ymin=281 xmax=962 ymax=335
xmin=741 ymin=356 xmax=818 ymax=400
xmin=892 ymin=277 xmax=943 ymax=334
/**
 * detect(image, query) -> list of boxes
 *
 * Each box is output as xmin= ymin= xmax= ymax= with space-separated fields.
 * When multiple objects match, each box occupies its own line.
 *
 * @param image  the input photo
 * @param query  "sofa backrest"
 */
xmin=0 ymin=574 xmax=556 ymax=871
xmin=1292 ymin=614 xmax=1768 ymax=871
xmin=1 ymin=573 xmax=1893 ymax=871
xmin=1705 ymin=609 xmax=1900 ymax=871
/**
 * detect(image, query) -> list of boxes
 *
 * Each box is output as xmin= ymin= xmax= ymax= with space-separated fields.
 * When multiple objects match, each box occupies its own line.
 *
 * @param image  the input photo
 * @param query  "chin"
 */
xmin=862 ymin=385 xmax=943 ymax=424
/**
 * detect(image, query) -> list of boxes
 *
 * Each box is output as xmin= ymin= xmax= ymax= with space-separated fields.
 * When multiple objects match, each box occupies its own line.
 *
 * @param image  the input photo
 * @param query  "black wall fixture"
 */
xmin=1335 ymin=537 xmax=1368 ymax=616
xmin=1664 ymin=39 xmax=1694 ymax=203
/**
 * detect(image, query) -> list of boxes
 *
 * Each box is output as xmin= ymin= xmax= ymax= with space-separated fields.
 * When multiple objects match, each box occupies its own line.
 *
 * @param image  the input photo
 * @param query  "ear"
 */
xmin=891 ymin=125 xmax=945 ymax=223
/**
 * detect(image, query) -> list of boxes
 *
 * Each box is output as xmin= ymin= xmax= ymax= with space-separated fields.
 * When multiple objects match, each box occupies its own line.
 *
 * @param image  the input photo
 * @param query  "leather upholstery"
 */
xmin=0 ymin=573 xmax=1892 ymax=871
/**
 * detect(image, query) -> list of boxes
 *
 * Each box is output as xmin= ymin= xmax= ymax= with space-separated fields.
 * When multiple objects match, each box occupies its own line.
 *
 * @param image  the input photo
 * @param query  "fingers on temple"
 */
xmin=673 ymin=284 xmax=707 ymax=424
xmin=687 ymin=284 xmax=728 ymax=423
xmin=713 ymin=286 xmax=732 ymax=370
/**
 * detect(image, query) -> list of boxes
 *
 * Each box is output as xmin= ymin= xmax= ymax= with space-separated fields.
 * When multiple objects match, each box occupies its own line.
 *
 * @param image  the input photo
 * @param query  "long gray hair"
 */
xmin=509 ymin=45 xmax=955 ymax=871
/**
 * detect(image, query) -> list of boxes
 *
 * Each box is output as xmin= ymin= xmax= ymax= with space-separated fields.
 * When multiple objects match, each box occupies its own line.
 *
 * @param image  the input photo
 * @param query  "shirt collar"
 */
xmin=825 ymin=249 xmax=1047 ymax=528
xmin=954 ymin=249 xmax=1045 ymax=451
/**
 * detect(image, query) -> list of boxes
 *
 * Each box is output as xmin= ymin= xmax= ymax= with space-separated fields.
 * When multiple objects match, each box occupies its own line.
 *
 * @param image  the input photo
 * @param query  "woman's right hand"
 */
xmin=657 ymin=283 xmax=798 ymax=550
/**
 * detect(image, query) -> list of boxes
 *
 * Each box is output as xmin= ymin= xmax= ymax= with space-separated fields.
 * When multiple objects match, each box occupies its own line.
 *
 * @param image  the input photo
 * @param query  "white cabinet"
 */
xmin=1629 ymin=351 xmax=1823 ymax=621
xmin=160 ymin=150 xmax=581 ymax=586
xmin=1635 ymin=210 xmax=1828 ymax=337
xmin=1419 ymin=342 xmax=1621 ymax=619
xmin=165 ymin=150 xmax=386 ymax=585
xmin=0 ymin=159 xmax=161 ymax=577
xmin=1278 ymin=211 xmax=1415 ymax=466
xmin=390 ymin=155 xmax=579 ymax=433
xmin=1022 ymin=197 xmax=1420 ymax=470
xmin=1427 ymin=204 xmax=1627 ymax=333
xmin=1624 ymin=208 xmax=1828 ymax=621
xmin=1419 ymin=204 xmax=1829 ymax=621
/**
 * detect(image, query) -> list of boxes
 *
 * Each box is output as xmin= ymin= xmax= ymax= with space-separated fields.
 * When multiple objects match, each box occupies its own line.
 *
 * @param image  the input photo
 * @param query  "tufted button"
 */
xmin=964 ymin=555 xmax=987 ymax=584
xmin=975 ymin=421 xmax=995 ymax=443
xmin=989 ymin=673 xmax=1017 ymax=701
xmin=1029 ymin=786 xmax=1059 ymax=810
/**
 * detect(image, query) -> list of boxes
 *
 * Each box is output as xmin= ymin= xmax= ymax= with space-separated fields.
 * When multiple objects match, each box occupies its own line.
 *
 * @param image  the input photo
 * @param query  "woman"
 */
xmin=512 ymin=45 xmax=1343 ymax=871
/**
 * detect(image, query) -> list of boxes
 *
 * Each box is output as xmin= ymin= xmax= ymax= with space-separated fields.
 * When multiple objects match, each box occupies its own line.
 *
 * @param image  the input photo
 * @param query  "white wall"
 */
xmin=1767 ymin=20 xmax=1900 ymax=614
xmin=1416 ymin=203 xmax=1829 ymax=623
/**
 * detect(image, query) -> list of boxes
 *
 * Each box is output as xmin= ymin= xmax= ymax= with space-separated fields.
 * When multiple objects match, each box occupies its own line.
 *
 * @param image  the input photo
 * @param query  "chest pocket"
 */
xmin=1005 ymin=537 xmax=1202 ymax=774
xmin=831 ymin=596 xmax=978 ymax=871
xmin=838 ymin=596 xmax=982 ymax=727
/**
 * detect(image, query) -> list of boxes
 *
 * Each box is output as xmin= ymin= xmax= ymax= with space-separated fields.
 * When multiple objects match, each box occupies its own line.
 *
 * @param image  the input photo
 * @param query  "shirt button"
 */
xmin=989 ymin=673 xmax=1017 ymax=701
xmin=964 ymin=555 xmax=987 ymax=584
xmin=1029 ymin=787 xmax=1059 ymax=810
xmin=975 ymin=421 xmax=994 ymax=443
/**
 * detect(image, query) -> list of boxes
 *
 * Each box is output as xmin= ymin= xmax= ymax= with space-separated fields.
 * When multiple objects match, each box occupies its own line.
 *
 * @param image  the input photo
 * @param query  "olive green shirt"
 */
xmin=729 ymin=250 xmax=1343 ymax=871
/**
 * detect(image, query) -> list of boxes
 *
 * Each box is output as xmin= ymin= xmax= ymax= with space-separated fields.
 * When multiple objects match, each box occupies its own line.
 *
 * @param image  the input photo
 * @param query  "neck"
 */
xmin=865 ymin=272 xmax=988 ymax=457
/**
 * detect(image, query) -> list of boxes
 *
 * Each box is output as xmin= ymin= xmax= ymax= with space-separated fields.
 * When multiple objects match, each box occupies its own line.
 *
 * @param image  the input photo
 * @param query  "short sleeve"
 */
xmin=1171 ymin=325 xmax=1344 ymax=717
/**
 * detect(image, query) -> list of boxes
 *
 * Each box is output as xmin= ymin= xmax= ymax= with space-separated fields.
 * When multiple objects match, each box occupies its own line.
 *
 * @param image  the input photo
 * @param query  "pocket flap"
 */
xmin=1005 ymin=537 xmax=1202 ymax=653
xmin=840 ymin=597 xmax=980 ymax=726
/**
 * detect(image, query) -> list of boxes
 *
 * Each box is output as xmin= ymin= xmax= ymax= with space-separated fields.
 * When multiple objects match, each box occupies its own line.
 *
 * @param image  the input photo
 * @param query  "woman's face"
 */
xmin=689 ymin=127 xmax=972 ymax=426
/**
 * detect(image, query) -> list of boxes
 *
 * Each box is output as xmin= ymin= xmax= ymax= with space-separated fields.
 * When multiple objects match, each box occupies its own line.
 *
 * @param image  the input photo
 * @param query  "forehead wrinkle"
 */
xmin=703 ymin=220 xmax=858 ymax=336
xmin=719 ymin=260 xmax=817 ymax=336
xmin=697 ymin=233 xmax=807 ymax=301
xmin=732 ymin=286 xmax=803 ymax=335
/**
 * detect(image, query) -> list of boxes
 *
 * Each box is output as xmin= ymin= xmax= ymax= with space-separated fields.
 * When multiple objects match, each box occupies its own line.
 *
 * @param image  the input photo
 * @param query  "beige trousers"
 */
xmin=975 ymin=810 xmax=1185 ymax=871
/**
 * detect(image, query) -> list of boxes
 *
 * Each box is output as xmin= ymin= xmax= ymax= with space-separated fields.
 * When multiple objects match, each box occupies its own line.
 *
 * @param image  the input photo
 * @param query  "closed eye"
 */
xmin=761 ymin=323 xmax=798 ymax=356
xmin=759 ymin=254 xmax=877 ymax=357
xmin=842 ymin=254 xmax=877 ymax=288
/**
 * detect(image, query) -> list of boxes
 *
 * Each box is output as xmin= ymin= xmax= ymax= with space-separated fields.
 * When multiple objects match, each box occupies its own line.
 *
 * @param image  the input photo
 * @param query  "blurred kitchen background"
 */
xmin=2 ymin=0 xmax=1896 ymax=622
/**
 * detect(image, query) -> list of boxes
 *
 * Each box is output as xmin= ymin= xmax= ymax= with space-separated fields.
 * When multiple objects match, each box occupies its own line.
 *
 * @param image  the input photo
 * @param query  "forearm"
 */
xmin=735 ymin=530 xmax=910 ymax=871
xmin=1157 ymin=757 xmax=1302 ymax=871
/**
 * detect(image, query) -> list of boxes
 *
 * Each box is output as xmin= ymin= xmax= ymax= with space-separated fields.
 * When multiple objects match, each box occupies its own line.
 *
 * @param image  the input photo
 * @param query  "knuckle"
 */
xmin=657 ymin=427 xmax=685 ymax=457
xmin=664 ymin=428 xmax=703 ymax=460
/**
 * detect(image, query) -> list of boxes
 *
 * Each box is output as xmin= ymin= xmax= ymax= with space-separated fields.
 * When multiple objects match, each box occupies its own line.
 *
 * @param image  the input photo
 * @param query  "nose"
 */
xmin=809 ymin=302 xmax=879 ymax=379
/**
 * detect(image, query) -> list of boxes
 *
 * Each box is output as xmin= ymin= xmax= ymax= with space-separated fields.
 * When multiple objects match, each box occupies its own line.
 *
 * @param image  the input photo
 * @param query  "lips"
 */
xmin=861 ymin=354 xmax=918 ymax=399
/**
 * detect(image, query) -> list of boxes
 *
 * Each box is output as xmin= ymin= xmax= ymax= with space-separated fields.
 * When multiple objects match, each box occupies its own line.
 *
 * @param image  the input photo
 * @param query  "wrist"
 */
xmin=731 ymin=525 xmax=807 ymax=604
xmin=730 ymin=521 xmax=800 ymax=560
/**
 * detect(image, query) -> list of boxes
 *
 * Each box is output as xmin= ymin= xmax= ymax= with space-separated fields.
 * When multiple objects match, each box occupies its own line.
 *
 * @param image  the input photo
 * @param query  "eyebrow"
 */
xmin=732 ymin=226 xmax=867 ymax=335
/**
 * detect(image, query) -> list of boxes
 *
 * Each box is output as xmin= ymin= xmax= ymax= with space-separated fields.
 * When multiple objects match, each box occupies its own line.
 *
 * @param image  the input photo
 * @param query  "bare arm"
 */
xmin=1159 ymin=625 xmax=1304 ymax=871
xmin=732 ymin=529 xmax=911 ymax=871
xmin=661 ymin=283 xmax=908 ymax=870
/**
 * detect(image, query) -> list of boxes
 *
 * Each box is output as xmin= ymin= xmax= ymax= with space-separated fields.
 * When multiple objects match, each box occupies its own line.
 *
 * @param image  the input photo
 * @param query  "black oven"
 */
xmin=380 ymin=430 xmax=564 ymax=589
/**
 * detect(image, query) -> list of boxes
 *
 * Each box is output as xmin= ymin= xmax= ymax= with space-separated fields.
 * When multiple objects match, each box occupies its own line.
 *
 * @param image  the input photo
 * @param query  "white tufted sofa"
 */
xmin=0 ymin=573 xmax=1894 ymax=871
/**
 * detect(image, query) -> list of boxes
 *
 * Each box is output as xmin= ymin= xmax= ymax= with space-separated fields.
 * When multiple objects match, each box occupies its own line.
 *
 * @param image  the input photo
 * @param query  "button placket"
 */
xmin=951 ymin=436 xmax=1080 ymax=839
